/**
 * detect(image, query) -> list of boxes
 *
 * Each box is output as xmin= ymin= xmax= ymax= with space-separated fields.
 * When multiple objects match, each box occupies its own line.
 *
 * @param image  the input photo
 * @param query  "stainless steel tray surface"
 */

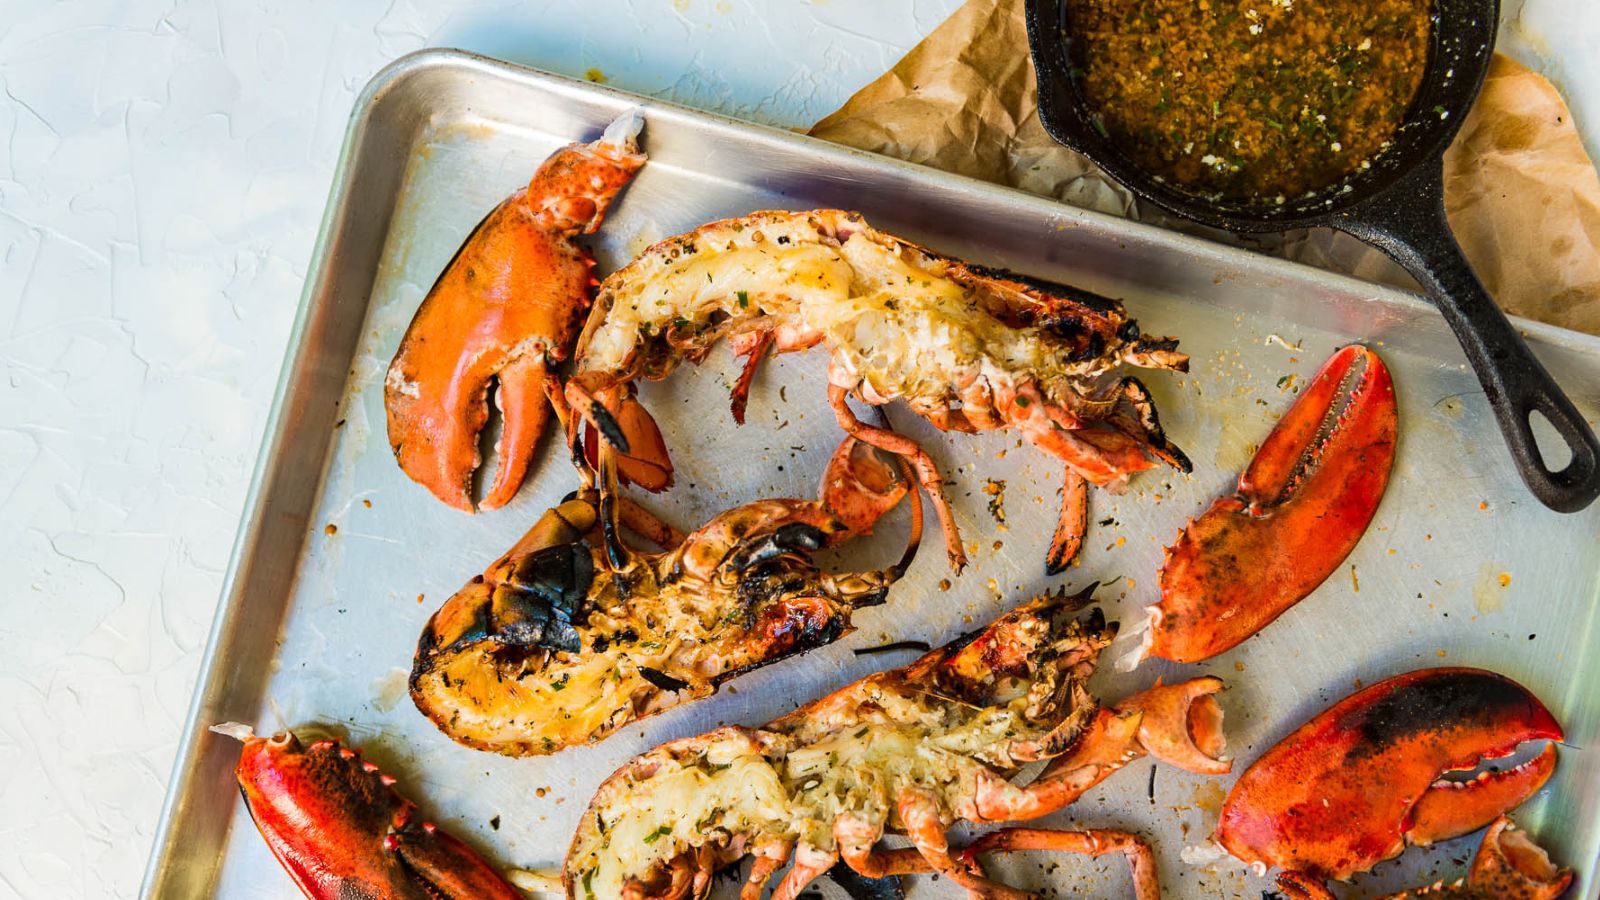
xmin=145 ymin=50 xmax=1600 ymax=899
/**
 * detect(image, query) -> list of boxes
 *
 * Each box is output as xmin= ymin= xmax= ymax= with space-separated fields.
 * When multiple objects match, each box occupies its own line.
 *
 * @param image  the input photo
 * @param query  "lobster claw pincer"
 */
xmin=1217 ymin=668 xmax=1565 ymax=893
xmin=214 ymin=724 xmax=521 ymax=900
xmin=1141 ymin=344 xmax=1397 ymax=663
xmin=385 ymin=112 xmax=646 ymax=511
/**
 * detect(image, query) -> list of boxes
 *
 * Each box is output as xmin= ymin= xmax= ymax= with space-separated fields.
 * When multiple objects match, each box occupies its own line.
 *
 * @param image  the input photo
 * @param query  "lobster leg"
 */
xmin=828 ymin=382 xmax=968 ymax=571
xmin=739 ymin=841 xmax=793 ymax=900
xmin=621 ymin=853 xmax=694 ymax=900
xmin=769 ymin=846 xmax=836 ymax=900
xmin=729 ymin=329 xmax=774 ymax=425
xmin=618 ymin=497 xmax=686 ymax=550
xmin=898 ymin=789 xmax=1031 ymax=900
xmin=836 ymin=812 xmax=937 ymax=879
xmin=566 ymin=378 xmax=675 ymax=491
xmin=1045 ymin=470 xmax=1088 ymax=575
xmin=546 ymin=373 xmax=684 ymax=550
xmin=959 ymin=828 xmax=1161 ymax=900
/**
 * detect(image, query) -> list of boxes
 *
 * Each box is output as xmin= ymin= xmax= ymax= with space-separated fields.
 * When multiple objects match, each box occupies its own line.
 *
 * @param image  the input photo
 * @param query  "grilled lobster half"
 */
xmin=1214 ymin=667 xmax=1571 ymax=899
xmin=563 ymin=208 xmax=1191 ymax=573
xmin=409 ymin=427 xmax=922 ymax=756
xmin=1133 ymin=344 xmax=1397 ymax=663
xmin=385 ymin=111 xmax=646 ymax=511
xmin=214 ymin=724 xmax=522 ymax=900
xmin=564 ymin=590 xmax=1231 ymax=899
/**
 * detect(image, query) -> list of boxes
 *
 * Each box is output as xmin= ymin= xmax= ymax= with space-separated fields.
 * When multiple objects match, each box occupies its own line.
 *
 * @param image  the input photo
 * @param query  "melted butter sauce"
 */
xmin=1067 ymin=0 xmax=1432 ymax=200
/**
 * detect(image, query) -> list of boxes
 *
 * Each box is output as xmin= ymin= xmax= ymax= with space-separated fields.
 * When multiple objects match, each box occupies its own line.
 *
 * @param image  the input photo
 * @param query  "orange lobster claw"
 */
xmin=1217 ymin=668 xmax=1564 ymax=886
xmin=1143 ymin=344 xmax=1397 ymax=662
xmin=217 ymin=725 xmax=521 ymax=900
xmin=385 ymin=113 xmax=646 ymax=511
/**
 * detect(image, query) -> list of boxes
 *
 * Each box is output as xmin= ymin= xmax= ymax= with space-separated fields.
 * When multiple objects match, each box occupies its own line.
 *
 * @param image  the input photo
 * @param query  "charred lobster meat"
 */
xmin=410 ymin=429 xmax=921 ymax=756
xmin=564 ymin=590 xmax=1231 ymax=899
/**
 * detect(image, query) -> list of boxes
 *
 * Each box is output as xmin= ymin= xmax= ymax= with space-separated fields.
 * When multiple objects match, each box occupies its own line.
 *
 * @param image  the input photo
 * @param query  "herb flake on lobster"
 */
xmin=564 ymin=208 xmax=1192 ymax=573
xmin=1132 ymin=343 xmax=1398 ymax=664
xmin=564 ymin=590 xmax=1231 ymax=899
xmin=385 ymin=111 xmax=646 ymax=511
xmin=410 ymin=427 xmax=921 ymax=756
xmin=1211 ymin=667 xmax=1571 ymax=899
xmin=214 ymin=724 xmax=522 ymax=900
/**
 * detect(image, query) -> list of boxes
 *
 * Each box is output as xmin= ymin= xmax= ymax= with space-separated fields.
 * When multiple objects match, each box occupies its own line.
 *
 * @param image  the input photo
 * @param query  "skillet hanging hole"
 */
xmin=1527 ymin=407 xmax=1573 ymax=474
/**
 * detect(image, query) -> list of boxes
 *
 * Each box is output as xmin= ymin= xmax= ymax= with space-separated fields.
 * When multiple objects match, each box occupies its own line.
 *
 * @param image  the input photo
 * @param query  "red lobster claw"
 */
xmin=1217 ymin=668 xmax=1564 ymax=888
xmin=385 ymin=112 xmax=646 ymax=511
xmin=217 ymin=725 xmax=521 ymax=900
xmin=1143 ymin=344 xmax=1397 ymax=662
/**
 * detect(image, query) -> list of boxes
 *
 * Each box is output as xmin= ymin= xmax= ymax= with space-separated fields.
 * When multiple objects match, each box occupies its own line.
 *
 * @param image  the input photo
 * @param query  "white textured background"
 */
xmin=0 ymin=2 xmax=1595 ymax=898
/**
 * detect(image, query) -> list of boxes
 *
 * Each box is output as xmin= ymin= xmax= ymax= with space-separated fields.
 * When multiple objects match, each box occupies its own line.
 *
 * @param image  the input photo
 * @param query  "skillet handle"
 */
xmin=1336 ymin=164 xmax=1600 ymax=513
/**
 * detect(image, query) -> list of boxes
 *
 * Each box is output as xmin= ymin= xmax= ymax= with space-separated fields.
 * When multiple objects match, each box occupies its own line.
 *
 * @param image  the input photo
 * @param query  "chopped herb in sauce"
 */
xmin=1066 ymin=0 xmax=1431 ymax=200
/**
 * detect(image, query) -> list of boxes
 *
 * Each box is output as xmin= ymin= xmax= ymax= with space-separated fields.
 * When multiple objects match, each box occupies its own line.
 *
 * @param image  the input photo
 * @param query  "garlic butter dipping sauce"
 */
xmin=1065 ymin=0 xmax=1431 ymax=202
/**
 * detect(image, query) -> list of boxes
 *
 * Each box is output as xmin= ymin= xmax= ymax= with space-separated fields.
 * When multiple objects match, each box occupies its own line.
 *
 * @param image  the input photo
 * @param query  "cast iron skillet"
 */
xmin=1025 ymin=0 xmax=1600 ymax=513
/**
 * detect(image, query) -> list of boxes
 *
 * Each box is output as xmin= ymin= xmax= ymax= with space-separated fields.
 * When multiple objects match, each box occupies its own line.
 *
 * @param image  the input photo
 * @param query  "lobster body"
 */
xmin=565 ymin=209 xmax=1191 ymax=572
xmin=410 ymin=435 xmax=920 ymax=756
xmin=565 ymin=592 xmax=1230 ymax=900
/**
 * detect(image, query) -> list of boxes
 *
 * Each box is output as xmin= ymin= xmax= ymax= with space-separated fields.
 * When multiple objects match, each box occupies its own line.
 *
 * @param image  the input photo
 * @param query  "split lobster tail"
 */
xmin=409 ymin=433 xmax=918 ymax=756
xmin=385 ymin=111 xmax=647 ymax=511
xmin=1141 ymin=344 xmax=1397 ymax=663
xmin=215 ymin=724 xmax=521 ymax=900
xmin=564 ymin=208 xmax=1193 ymax=574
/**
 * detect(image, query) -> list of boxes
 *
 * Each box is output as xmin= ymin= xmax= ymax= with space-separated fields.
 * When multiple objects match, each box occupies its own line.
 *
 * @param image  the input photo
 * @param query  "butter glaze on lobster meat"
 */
xmin=564 ymin=208 xmax=1191 ymax=573
xmin=564 ymin=591 xmax=1231 ymax=900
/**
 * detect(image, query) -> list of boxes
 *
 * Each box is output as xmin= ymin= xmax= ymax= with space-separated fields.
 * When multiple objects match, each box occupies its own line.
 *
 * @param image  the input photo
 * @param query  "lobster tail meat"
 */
xmin=1217 ymin=667 xmax=1565 ymax=887
xmin=410 ymin=435 xmax=918 ymax=756
xmin=385 ymin=111 xmax=646 ymax=511
xmin=567 ymin=208 xmax=1190 ymax=572
xmin=1143 ymin=344 xmax=1397 ymax=663
xmin=217 ymin=725 xmax=521 ymax=900
xmin=565 ymin=591 xmax=1231 ymax=899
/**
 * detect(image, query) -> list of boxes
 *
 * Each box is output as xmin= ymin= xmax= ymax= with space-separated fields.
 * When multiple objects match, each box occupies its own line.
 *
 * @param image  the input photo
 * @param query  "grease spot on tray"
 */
xmin=369 ymin=667 xmax=410 ymax=713
xmin=1192 ymin=779 xmax=1227 ymax=815
xmin=1473 ymin=562 xmax=1512 ymax=614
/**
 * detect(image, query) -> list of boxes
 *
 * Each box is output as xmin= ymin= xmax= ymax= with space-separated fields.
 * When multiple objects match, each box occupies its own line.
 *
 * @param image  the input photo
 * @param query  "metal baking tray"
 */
xmin=144 ymin=49 xmax=1600 ymax=899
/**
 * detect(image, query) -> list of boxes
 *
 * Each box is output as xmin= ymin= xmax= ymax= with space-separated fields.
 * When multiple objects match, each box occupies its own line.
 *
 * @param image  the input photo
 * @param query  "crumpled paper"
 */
xmin=810 ymin=0 xmax=1600 ymax=336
